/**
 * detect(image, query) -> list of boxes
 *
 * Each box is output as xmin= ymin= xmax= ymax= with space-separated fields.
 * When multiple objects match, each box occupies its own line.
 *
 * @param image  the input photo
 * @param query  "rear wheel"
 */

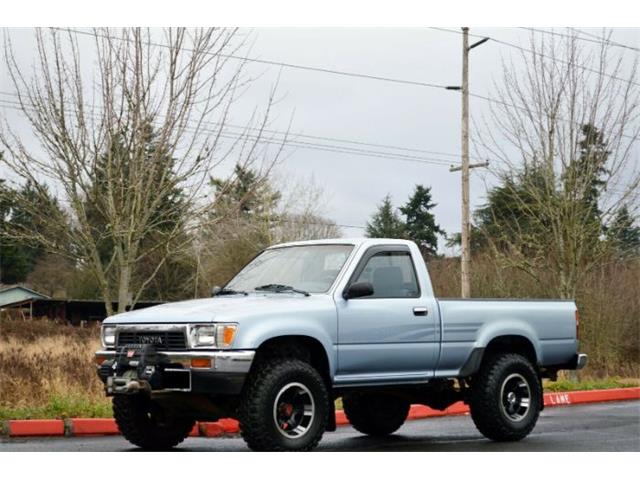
xmin=113 ymin=395 xmax=194 ymax=450
xmin=469 ymin=353 xmax=541 ymax=441
xmin=238 ymin=359 xmax=329 ymax=451
xmin=343 ymin=392 xmax=410 ymax=436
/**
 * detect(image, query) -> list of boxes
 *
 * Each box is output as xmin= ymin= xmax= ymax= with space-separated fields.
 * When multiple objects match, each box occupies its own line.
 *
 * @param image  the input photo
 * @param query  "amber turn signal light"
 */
xmin=216 ymin=324 xmax=237 ymax=347
xmin=190 ymin=358 xmax=212 ymax=369
xmin=94 ymin=355 xmax=107 ymax=365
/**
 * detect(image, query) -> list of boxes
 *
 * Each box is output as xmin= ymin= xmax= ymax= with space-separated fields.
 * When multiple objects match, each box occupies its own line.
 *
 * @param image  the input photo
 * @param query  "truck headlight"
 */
xmin=102 ymin=326 xmax=116 ymax=348
xmin=191 ymin=325 xmax=216 ymax=347
xmin=190 ymin=324 xmax=237 ymax=348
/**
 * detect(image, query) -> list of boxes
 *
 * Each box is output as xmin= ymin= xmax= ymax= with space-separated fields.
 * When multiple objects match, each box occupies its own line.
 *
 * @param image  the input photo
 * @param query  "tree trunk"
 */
xmin=117 ymin=263 xmax=131 ymax=314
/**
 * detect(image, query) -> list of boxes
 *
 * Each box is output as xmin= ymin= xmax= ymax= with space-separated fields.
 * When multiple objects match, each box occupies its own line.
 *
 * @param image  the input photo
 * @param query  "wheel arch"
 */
xmin=461 ymin=334 xmax=539 ymax=377
xmin=474 ymin=320 xmax=542 ymax=366
xmin=483 ymin=334 xmax=538 ymax=365
xmin=252 ymin=334 xmax=333 ymax=385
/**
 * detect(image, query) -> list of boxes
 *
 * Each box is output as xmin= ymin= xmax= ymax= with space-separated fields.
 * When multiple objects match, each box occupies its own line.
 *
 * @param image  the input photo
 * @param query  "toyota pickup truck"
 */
xmin=95 ymin=238 xmax=587 ymax=451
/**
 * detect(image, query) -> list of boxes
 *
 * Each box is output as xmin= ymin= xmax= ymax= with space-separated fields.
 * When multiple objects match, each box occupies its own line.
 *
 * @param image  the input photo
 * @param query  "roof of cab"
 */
xmin=267 ymin=238 xmax=415 ymax=249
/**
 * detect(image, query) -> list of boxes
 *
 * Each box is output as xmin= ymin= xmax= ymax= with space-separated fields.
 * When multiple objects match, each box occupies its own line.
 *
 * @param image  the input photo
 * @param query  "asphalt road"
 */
xmin=2 ymin=401 xmax=639 ymax=452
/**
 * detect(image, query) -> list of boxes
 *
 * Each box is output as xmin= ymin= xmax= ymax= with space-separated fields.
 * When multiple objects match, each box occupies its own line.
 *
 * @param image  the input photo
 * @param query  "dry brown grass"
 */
xmin=0 ymin=318 xmax=108 ymax=416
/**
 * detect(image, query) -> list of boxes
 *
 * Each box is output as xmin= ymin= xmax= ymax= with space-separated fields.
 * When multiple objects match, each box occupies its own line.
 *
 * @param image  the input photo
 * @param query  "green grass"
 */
xmin=0 ymin=394 xmax=112 ymax=421
xmin=543 ymin=376 xmax=640 ymax=392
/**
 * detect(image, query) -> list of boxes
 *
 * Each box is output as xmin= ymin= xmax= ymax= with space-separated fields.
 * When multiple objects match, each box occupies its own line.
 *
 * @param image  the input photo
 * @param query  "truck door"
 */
xmin=334 ymin=245 xmax=439 ymax=384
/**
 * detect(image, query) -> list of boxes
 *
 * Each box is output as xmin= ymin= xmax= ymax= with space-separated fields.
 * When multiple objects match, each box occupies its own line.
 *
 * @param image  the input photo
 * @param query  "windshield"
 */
xmin=225 ymin=244 xmax=354 ymax=294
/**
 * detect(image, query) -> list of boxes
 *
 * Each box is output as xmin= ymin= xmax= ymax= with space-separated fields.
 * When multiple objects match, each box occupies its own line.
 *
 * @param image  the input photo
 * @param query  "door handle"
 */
xmin=413 ymin=307 xmax=428 ymax=316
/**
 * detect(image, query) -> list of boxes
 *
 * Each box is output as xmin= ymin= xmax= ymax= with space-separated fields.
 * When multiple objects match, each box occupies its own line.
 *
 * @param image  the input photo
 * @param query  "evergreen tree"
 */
xmin=608 ymin=205 xmax=640 ymax=257
xmin=84 ymin=122 xmax=191 ymax=300
xmin=562 ymin=123 xmax=609 ymax=240
xmin=0 ymin=178 xmax=59 ymax=284
xmin=0 ymin=179 xmax=30 ymax=283
xmin=365 ymin=195 xmax=406 ymax=239
xmin=211 ymin=164 xmax=281 ymax=219
xmin=202 ymin=165 xmax=283 ymax=291
xmin=444 ymin=225 xmax=486 ymax=252
xmin=399 ymin=185 xmax=444 ymax=256
xmin=474 ymin=165 xmax=553 ymax=254
xmin=576 ymin=123 xmax=609 ymax=220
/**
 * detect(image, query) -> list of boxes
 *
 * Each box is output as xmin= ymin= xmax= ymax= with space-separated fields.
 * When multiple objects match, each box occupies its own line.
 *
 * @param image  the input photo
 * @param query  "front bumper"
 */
xmin=95 ymin=349 xmax=255 ymax=396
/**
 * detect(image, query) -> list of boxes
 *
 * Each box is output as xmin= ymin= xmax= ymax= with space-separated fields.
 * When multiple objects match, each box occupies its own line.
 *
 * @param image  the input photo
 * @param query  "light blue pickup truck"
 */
xmin=96 ymin=238 xmax=587 ymax=451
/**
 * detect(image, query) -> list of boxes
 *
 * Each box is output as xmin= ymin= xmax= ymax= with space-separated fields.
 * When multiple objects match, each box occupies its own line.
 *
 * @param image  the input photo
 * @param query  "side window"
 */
xmin=353 ymin=251 xmax=419 ymax=298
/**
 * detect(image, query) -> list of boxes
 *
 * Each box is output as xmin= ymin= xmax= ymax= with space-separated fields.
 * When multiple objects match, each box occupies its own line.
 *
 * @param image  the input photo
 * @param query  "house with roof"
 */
xmin=0 ymin=285 xmax=162 ymax=324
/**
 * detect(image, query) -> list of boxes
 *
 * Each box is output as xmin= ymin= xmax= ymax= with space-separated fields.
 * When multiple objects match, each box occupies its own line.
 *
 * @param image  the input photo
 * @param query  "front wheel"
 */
xmin=113 ymin=394 xmax=195 ymax=450
xmin=238 ymin=359 xmax=329 ymax=451
xmin=469 ymin=353 xmax=541 ymax=441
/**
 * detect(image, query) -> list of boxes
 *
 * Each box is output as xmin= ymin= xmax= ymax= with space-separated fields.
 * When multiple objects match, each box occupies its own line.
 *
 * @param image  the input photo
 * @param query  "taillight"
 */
xmin=575 ymin=309 xmax=580 ymax=340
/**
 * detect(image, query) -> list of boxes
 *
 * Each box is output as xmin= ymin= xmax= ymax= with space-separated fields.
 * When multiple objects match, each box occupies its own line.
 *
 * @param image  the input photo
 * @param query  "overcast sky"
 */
xmin=1 ymin=28 xmax=638 ymax=253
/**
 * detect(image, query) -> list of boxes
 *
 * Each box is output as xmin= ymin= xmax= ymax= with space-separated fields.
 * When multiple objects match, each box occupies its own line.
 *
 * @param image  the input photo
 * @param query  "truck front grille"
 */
xmin=116 ymin=330 xmax=188 ymax=350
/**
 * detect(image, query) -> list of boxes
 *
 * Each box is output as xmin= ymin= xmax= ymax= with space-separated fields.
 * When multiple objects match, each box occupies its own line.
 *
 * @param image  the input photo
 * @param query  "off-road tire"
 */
xmin=469 ymin=353 xmax=541 ymax=442
xmin=342 ymin=392 xmax=410 ymax=436
xmin=113 ymin=395 xmax=195 ymax=450
xmin=238 ymin=359 xmax=329 ymax=451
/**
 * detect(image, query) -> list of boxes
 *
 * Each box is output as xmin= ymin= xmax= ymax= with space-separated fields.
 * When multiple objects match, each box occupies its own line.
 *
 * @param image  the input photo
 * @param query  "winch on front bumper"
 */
xmin=95 ymin=345 xmax=255 ymax=396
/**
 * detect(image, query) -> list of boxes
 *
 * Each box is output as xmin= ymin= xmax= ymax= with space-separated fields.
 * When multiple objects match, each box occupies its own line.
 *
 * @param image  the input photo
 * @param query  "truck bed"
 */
xmin=434 ymin=298 xmax=578 ymax=377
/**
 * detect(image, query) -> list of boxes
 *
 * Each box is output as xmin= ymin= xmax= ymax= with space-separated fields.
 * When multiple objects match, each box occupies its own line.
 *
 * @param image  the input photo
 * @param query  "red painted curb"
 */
xmin=71 ymin=418 xmax=119 ymax=436
xmin=200 ymin=422 xmax=225 ymax=437
xmin=403 ymin=387 xmax=640 ymax=421
xmin=335 ymin=410 xmax=348 ymax=426
xmin=544 ymin=387 xmax=640 ymax=406
xmin=217 ymin=418 xmax=239 ymax=433
xmin=404 ymin=402 xmax=470 ymax=421
xmin=3 ymin=387 xmax=638 ymax=437
xmin=9 ymin=419 xmax=65 ymax=437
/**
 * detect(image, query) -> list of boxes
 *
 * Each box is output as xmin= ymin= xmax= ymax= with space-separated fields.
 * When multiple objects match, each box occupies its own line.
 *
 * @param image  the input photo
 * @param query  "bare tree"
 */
xmin=270 ymin=176 xmax=341 ymax=243
xmin=476 ymin=29 xmax=640 ymax=298
xmin=0 ymin=28 xmax=285 ymax=314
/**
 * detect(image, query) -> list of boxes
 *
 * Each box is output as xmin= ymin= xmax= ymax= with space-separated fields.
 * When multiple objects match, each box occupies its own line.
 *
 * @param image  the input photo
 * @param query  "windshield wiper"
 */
xmin=215 ymin=288 xmax=248 ymax=296
xmin=254 ymin=284 xmax=310 ymax=297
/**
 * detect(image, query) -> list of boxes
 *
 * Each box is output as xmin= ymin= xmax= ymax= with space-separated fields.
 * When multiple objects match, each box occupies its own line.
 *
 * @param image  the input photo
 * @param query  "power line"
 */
xmin=32 ymin=28 xmax=640 ymax=119
xmin=260 ymin=125 xmax=465 ymax=159
xmin=54 ymin=27 xmax=452 ymax=91
xmin=42 ymin=29 xmax=638 ymax=142
xmin=569 ymin=28 xmax=640 ymax=53
xmin=0 ymin=90 xmax=469 ymax=162
xmin=0 ymin=98 xmax=458 ymax=168
xmin=429 ymin=27 xmax=640 ymax=87
xmin=3 ymin=28 xmax=636 ymax=167
xmin=429 ymin=28 xmax=639 ymax=143
xmin=520 ymin=27 xmax=640 ymax=53
xmin=0 ymin=99 xmax=372 ymax=231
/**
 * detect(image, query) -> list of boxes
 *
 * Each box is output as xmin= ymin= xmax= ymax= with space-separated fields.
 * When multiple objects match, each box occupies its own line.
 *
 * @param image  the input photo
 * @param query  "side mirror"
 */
xmin=211 ymin=286 xmax=222 ymax=297
xmin=343 ymin=282 xmax=374 ymax=300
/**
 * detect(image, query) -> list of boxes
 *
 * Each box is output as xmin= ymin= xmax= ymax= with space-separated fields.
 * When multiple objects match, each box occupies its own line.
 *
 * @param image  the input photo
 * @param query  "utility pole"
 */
xmin=447 ymin=27 xmax=489 ymax=298
xmin=461 ymin=27 xmax=471 ymax=299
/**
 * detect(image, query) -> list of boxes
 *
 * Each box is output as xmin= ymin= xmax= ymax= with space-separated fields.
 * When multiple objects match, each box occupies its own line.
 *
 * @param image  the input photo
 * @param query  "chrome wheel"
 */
xmin=273 ymin=382 xmax=315 ymax=439
xmin=499 ymin=373 xmax=531 ymax=422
